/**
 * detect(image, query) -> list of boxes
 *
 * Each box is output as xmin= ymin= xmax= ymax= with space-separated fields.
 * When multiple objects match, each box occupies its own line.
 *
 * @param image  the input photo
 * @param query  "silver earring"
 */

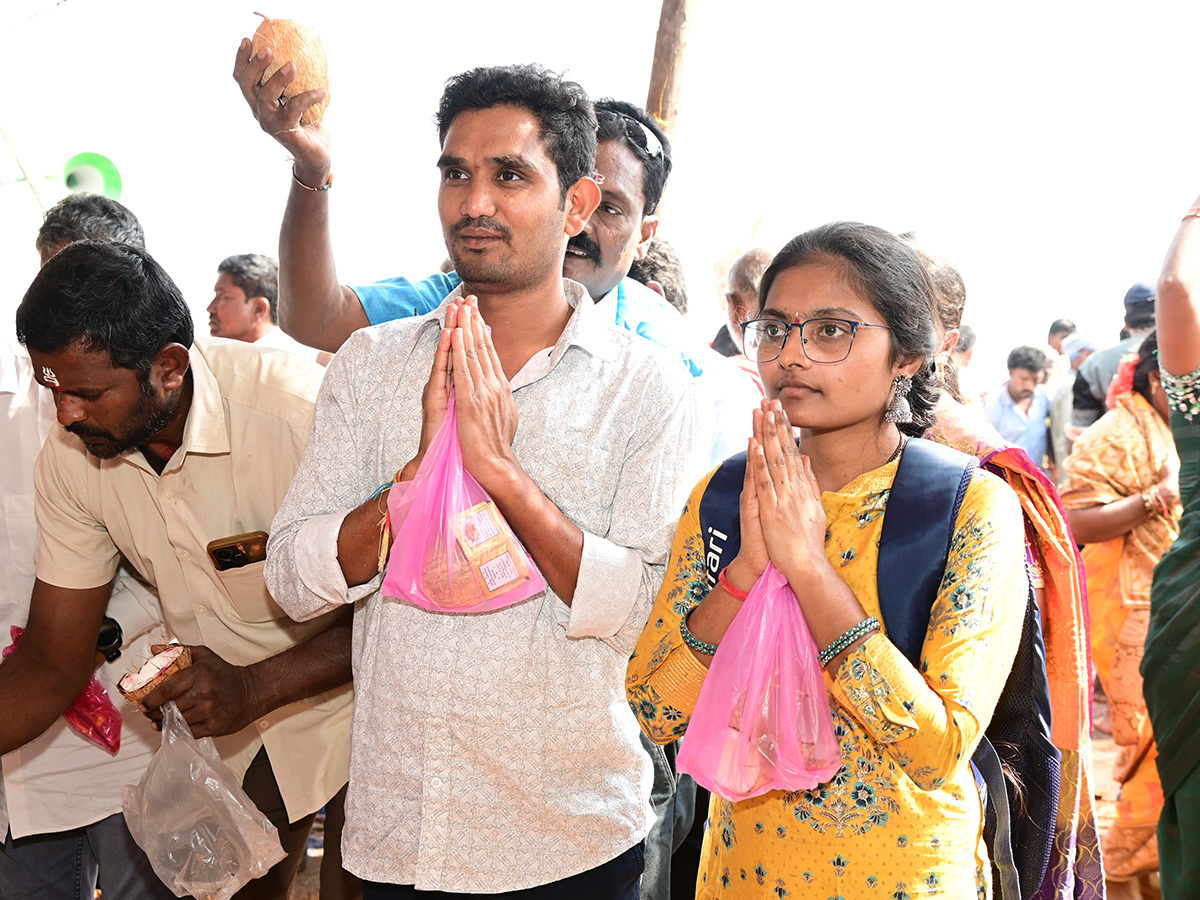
xmin=884 ymin=374 xmax=913 ymax=424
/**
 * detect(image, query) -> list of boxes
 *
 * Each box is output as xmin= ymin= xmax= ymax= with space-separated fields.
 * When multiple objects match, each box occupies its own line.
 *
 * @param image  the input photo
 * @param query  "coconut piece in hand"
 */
xmin=251 ymin=12 xmax=330 ymax=125
xmin=118 ymin=645 xmax=192 ymax=704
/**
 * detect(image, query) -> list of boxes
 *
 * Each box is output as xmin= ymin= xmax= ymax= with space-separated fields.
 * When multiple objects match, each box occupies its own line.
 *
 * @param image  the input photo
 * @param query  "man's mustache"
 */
xmin=450 ymin=216 xmax=512 ymax=240
xmin=566 ymin=232 xmax=601 ymax=264
xmin=67 ymin=422 xmax=117 ymax=441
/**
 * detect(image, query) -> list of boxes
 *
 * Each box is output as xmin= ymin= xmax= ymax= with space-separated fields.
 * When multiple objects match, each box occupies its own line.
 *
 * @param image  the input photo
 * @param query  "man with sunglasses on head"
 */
xmin=231 ymin=62 xmax=758 ymax=465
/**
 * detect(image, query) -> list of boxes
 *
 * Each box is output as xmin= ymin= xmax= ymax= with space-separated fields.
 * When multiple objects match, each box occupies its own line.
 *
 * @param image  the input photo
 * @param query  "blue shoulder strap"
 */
xmin=876 ymin=438 xmax=977 ymax=666
xmin=696 ymin=452 xmax=747 ymax=591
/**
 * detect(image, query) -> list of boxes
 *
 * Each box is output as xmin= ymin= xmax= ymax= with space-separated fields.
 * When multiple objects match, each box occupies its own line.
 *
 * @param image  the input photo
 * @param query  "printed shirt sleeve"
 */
xmin=625 ymin=471 xmax=715 ymax=744
xmin=569 ymin=376 xmax=706 ymax=653
xmin=829 ymin=470 xmax=1028 ymax=789
xmin=352 ymin=273 xmax=461 ymax=325
xmin=265 ymin=330 xmax=391 ymax=621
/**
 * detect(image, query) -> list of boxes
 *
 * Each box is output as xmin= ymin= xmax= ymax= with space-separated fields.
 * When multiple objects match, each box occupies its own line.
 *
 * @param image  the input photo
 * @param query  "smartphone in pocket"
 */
xmin=206 ymin=531 xmax=269 ymax=571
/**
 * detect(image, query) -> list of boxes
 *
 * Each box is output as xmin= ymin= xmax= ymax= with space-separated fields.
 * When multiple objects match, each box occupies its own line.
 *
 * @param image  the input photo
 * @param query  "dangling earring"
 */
xmin=884 ymin=374 xmax=913 ymax=424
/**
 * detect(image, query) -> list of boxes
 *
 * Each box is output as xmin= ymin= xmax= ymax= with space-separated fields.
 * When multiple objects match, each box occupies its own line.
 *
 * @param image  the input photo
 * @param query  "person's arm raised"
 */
xmin=1157 ymin=200 xmax=1200 ymax=377
xmin=232 ymin=38 xmax=368 ymax=353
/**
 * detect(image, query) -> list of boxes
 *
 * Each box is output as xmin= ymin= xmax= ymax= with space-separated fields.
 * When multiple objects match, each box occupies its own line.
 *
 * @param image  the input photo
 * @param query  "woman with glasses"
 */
xmin=626 ymin=222 xmax=1028 ymax=899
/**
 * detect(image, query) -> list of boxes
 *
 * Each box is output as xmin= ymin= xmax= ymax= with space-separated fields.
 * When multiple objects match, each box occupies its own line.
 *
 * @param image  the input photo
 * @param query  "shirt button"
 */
xmin=162 ymin=491 xmax=174 ymax=502
xmin=431 ymin=777 xmax=442 ymax=787
xmin=179 ymin=549 xmax=191 ymax=561
xmin=196 ymin=606 xmax=207 ymax=615
xmin=259 ymin=720 xmax=270 ymax=729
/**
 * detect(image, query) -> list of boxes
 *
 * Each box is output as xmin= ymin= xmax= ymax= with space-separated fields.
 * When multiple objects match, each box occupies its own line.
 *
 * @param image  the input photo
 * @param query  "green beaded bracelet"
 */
xmin=818 ymin=616 xmax=881 ymax=668
xmin=680 ymin=614 xmax=719 ymax=656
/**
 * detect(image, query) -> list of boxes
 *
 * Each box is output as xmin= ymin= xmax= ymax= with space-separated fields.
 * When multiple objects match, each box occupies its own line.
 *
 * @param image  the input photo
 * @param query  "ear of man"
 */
xmin=563 ymin=177 xmax=602 ymax=237
xmin=153 ymin=343 xmax=192 ymax=392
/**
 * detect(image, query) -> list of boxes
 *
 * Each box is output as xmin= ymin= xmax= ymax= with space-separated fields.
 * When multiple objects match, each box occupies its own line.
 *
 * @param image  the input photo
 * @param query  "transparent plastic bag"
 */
xmin=3 ymin=625 xmax=121 ymax=754
xmin=121 ymin=701 xmax=286 ymax=900
xmin=382 ymin=389 xmax=546 ymax=612
xmin=677 ymin=564 xmax=842 ymax=801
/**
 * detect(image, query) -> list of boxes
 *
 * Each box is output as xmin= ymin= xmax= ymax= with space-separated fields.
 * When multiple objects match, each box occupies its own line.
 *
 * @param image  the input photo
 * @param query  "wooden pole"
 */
xmin=646 ymin=0 xmax=695 ymax=142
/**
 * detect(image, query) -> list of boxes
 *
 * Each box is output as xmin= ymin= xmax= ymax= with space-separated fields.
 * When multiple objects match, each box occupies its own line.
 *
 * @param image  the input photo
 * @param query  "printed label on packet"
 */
xmin=478 ymin=552 xmax=522 ymax=592
xmin=459 ymin=504 xmax=502 ymax=549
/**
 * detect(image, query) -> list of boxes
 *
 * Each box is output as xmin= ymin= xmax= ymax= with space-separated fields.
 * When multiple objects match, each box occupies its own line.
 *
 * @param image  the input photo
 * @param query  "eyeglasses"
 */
xmin=741 ymin=317 xmax=892 ymax=364
xmin=597 ymin=108 xmax=665 ymax=161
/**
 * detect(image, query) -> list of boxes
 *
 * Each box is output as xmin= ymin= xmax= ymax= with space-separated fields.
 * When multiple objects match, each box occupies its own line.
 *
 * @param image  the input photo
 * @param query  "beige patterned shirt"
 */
xmin=266 ymin=280 xmax=707 ymax=891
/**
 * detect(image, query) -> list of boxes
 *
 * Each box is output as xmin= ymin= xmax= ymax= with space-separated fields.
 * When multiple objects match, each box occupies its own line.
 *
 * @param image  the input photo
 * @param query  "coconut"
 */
xmin=117 ymin=645 xmax=192 ymax=704
xmin=250 ymin=12 xmax=330 ymax=125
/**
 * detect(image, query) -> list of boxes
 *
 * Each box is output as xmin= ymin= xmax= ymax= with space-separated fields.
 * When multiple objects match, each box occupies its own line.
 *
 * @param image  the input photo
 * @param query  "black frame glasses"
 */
xmin=740 ymin=316 xmax=892 ymax=364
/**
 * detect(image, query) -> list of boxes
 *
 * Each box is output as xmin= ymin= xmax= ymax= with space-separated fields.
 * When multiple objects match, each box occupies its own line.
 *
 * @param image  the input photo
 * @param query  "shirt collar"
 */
xmin=176 ymin=340 xmax=229 ymax=457
xmin=424 ymin=278 xmax=620 ymax=366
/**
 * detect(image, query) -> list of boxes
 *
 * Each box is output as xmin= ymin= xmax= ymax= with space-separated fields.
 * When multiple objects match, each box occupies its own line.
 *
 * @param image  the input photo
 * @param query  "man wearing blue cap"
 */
xmin=1072 ymin=282 xmax=1157 ymax=429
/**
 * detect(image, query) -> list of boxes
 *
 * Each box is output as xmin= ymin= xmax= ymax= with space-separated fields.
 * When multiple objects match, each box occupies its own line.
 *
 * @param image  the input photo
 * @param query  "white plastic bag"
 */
xmin=122 ymin=701 xmax=286 ymax=900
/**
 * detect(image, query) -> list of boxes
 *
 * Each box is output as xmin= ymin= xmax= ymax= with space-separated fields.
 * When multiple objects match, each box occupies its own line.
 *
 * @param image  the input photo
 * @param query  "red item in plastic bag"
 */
xmin=4 ymin=625 xmax=122 ymax=755
xmin=382 ymin=390 xmax=546 ymax=612
xmin=677 ymin=564 xmax=841 ymax=801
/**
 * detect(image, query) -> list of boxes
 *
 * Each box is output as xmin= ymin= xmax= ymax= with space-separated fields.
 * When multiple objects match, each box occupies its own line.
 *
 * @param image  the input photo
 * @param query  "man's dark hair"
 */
xmin=36 ymin=193 xmax=145 ymax=259
xmin=954 ymin=324 xmax=977 ymax=354
xmin=1007 ymin=345 xmax=1052 ymax=375
xmin=436 ymin=64 xmax=596 ymax=199
xmin=218 ymin=253 xmax=280 ymax=324
xmin=1048 ymin=318 xmax=1076 ymax=338
xmin=17 ymin=241 xmax=193 ymax=382
xmin=595 ymin=99 xmax=672 ymax=215
xmin=628 ymin=238 xmax=687 ymax=314
xmin=758 ymin=222 xmax=941 ymax=438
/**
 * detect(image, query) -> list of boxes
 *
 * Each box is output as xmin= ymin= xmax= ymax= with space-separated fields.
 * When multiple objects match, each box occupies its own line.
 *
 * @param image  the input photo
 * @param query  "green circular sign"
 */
xmin=62 ymin=152 xmax=122 ymax=199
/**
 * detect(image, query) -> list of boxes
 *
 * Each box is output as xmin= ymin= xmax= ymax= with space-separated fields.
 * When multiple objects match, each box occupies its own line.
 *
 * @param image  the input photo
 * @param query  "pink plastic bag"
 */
xmin=677 ymin=564 xmax=841 ymax=801
xmin=4 ymin=625 xmax=122 ymax=754
xmin=382 ymin=390 xmax=546 ymax=612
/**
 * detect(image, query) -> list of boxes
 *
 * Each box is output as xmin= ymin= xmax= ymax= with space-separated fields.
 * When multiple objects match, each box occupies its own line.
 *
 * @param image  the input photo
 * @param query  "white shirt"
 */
xmin=33 ymin=339 xmax=352 ymax=822
xmin=0 ymin=336 xmax=167 ymax=838
xmin=265 ymin=280 xmax=707 ymax=891
xmin=254 ymin=326 xmax=326 ymax=364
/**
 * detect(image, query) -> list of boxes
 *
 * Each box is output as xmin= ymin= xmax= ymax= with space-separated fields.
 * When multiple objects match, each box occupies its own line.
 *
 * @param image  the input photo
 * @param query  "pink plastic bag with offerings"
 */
xmin=4 ymin=625 xmax=122 ymax=754
xmin=381 ymin=390 xmax=546 ymax=612
xmin=677 ymin=564 xmax=841 ymax=801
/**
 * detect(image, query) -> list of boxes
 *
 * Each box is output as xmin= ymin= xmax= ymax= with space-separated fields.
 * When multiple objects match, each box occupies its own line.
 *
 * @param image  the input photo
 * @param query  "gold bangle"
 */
xmin=1141 ymin=490 xmax=1157 ymax=518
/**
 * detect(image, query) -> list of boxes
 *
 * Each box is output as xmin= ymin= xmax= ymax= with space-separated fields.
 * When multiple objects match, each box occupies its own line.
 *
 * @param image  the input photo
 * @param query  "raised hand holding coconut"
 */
xmin=233 ymin=12 xmax=331 ymax=185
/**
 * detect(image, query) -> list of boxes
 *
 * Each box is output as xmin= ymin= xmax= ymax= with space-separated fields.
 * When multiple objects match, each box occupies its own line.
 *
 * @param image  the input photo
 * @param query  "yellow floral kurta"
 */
xmin=627 ymin=457 xmax=1027 ymax=899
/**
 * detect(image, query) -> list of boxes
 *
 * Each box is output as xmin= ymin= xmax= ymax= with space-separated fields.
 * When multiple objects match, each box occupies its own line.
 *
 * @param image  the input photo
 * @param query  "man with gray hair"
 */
xmin=712 ymin=247 xmax=772 ymax=357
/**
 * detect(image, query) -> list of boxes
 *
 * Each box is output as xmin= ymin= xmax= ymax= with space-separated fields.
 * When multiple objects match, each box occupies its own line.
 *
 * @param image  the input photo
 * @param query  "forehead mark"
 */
xmin=41 ymin=366 xmax=59 ymax=387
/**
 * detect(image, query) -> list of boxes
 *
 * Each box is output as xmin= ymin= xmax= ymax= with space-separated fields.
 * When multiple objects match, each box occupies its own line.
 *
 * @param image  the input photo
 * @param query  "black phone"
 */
xmin=206 ymin=531 xmax=269 ymax=571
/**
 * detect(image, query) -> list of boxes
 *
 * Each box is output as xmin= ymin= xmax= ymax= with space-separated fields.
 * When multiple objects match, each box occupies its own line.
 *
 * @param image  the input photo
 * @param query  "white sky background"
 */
xmin=3 ymin=0 xmax=1199 ymax=390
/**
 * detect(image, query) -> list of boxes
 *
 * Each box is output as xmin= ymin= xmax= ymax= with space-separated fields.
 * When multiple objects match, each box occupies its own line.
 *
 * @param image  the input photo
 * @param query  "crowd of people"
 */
xmin=1 ymin=39 xmax=1200 ymax=900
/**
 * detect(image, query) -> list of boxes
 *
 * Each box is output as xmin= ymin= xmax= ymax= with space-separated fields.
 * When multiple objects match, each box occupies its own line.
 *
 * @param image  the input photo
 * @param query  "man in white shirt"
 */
xmin=255 ymin=62 xmax=705 ymax=897
xmin=0 ymin=193 xmax=174 ymax=900
xmin=208 ymin=253 xmax=330 ymax=365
